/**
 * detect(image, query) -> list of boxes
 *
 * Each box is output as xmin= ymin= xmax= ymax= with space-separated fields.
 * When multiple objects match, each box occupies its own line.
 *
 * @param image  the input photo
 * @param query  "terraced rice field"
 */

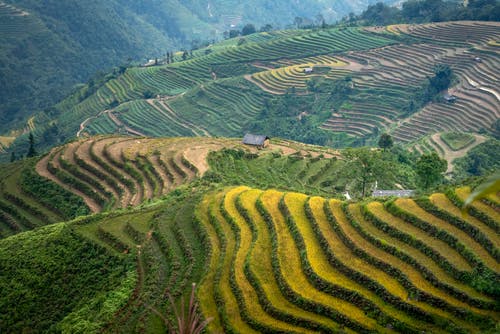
xmin=0 ymin=2 xmax=42 ymax=39
xmin=0 ymin=136 xmax=344 ymax=238
xmin=197 ymin=186 xmax=499 ymax=333
xmin=54 ymin=27 xmax=394 ymax=139
xmin=320 ymin=22 xmax=499 ymax=141
xmin=250 ymin=56 xmax=352 ymax=94
xmin=50 ymin=21 xmax=498 ymax=147
xmin=34 ymin=136 xmax=233 ymax=213
xmin=407 ymin=132 xmax=486 ymax=172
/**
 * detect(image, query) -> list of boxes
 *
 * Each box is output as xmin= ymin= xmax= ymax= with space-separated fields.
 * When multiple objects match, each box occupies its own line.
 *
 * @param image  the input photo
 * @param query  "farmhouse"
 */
xmin=304 ymin=67 xmax=313 ymax=73
xmin=443 ymin=92 xmax=457 ymax=103
xmin=242 ymin=134 xmax=270 ymax=148
xmin=372 ymin=190 xmax=415 ymax=197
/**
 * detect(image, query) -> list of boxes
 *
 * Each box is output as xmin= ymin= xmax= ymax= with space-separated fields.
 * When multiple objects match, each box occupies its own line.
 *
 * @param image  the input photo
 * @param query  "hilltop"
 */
xmin=0 ymin=135 xmax=498 ymax=332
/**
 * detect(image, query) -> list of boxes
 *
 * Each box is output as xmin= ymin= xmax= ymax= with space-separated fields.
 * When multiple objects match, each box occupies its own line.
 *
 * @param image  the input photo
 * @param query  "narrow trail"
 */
xmin=77 ymin=109 xmax=108 ymax=137
xmin=464 ymin=75 xmax=500 ymax=102
xmin=106 ymin=110 xmax=146 ymax=137
xmin=147 ymin=98 xmax=211 ymax=137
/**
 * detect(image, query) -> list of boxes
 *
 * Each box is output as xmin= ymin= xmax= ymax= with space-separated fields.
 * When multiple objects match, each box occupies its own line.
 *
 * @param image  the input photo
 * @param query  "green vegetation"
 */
xmin=454 ymin=139 xmax=500 ymax=178
xmin=354 ymin=0 xmax=500 ymax=26
xmin=0 ymin=223 xmax=133 ymax=332
xmin=441 ymin=132 xmax=475 ymax=151
xmin=2 ymin=17 xmax=497 ymax=159
xmin=0 ymin=135 xmax=499 ymax=332
xmin=415 ymin=153 xmax=447 ymax=189
xmin=0 ymin=0 xmax=403 ymax=139
xmin=207 ymin=145 xmax=417 ymax=198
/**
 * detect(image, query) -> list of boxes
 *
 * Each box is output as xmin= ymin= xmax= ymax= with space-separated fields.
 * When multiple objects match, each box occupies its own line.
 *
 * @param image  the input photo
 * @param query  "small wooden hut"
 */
xmin=242 ymin=134 xmax=270 ymax=149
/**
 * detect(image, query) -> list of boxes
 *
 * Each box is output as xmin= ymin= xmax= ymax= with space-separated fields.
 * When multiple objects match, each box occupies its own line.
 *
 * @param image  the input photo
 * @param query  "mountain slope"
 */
xmin=13 ymin=20 xmax=497 ymax=159
xmin=0 ymin=184 xmax=498 ymax=332
xmin=0 ymin=134 xmax=498 ymax=332
xmin=0 ymin=0 xmax=398 ymax=142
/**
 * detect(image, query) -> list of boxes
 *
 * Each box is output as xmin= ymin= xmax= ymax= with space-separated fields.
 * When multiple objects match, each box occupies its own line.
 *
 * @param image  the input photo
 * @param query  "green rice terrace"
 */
xmin=9 ymin=20 xmax=496 ymax=159
xmin=0 ymin=136 xmax=499 ymax=332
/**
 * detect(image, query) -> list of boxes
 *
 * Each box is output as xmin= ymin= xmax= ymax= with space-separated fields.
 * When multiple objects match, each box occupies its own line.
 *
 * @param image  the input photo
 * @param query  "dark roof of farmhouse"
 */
xmin=443 ymin=92 xmax=456 ymax=100
xmin=242 ymin=134 xmax=269 ymax=146
xmin=372 ymin=190 xmax=415 ymax=197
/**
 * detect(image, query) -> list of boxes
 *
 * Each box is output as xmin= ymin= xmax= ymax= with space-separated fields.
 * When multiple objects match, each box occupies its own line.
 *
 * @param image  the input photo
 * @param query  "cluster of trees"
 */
xmin=341 ymin=136 xmax=448 ymax=198
xmin=0 ymin=224 xmax=131 ymax=332
xmin=352 ymin=0 xmax=499 ymax=26
xmin=224 ymin=23 xmax=275 ymax=39
xmin=10 ymin=132 xmax=37 ymax=162
xmin=404 ymin=64 xmax=454 ymax=115
xmin=454 ymin=139 xmax=500 ymax=178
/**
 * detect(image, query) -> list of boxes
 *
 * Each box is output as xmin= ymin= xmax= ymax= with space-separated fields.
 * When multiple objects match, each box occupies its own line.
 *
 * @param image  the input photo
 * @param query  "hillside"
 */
xmin=0 ymin=135 xmax=423 ymax=238
xmin=0 ymin=0 xmax=399 ymax=142
xmin=0 ymin=144 xmax=498 ymax=332
xmin=4 ymin=20 xmax=496 ymax=162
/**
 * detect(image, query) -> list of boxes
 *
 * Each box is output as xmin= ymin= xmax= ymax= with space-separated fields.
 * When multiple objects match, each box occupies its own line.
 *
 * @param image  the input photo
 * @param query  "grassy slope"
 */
xmin=0 ymin=222 xmax=134 ymax=333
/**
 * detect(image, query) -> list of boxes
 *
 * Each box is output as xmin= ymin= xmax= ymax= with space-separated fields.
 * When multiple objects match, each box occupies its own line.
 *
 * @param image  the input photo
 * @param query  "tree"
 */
xmin=228 ymin=29 xmax=240 ymax=38
xmin=294 ymin=16 xmax=303 ymax=28
xmin=241 ymin=23 xmax=256 ymax=36
xmin=260 ymin=24 xmax=273 ymax=32
xmin=10 ymin=151 xmax=16 ymax=162
xmin=342 ymin=148 xmax=394 ymax=197
xmin=415 ymin=153 xmax=447 ymax=189
xmin=378 ymin=133 xmax=394 ymax=150
xmin=315 ymin=13 xmax=325 ymax=26
xmin=27 ymin=132 xmax=37 ymax=158
xmin=428 ymin=64 xmax=453 ymax=94
xmin=182 ymin=51 xmax=188 ymax=61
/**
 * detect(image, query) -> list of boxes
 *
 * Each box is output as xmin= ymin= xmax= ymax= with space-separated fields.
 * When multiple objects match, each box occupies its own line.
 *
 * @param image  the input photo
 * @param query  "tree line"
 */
xmin=349 ymin=0 xmax=499 ymax=26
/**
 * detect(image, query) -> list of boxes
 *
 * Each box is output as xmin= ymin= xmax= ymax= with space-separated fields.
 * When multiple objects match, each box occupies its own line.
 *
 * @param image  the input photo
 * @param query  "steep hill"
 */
xmin=7 ymin=20 xmax=497 ymax=160
xmin=1 ymin=183 xmax=498 ymax=332
xmin=0 ymin=0 xmax=398 ymax=142
xmin=0 ymin=135 xmax=499 ymax=332
xmin=0 ymin=135 xmax=422 ymax=238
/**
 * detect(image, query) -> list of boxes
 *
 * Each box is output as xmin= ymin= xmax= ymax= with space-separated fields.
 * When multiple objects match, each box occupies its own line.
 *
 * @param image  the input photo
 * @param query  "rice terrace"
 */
xmin=0 ymin=1 xmax=499 ymax=333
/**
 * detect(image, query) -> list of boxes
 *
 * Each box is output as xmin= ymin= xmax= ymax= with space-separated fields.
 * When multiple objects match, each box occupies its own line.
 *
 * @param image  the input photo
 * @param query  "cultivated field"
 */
xmin=196 ymin=186 xmax=499 ymax=333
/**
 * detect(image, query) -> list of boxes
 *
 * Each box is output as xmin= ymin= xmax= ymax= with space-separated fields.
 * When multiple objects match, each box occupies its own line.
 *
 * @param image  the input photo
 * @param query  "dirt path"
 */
xmin=244 ymin=74 xmax=285 ymax=95
xmin=464 ymin=75 xmax=500 ymax=102
xmin=36 ymin=150 xmax=101 ymax=213
xmin=251 ymin=63 xmax=275 ymax=70
xmin=333 ymin=57 xmax=371 ymax=72
xmin=431 ymin=133 xmax=487 ymax=173
xmin=105 ymin=111 xmax=146 ymax=137
xmin=77 ymin=109 xmax=107 ymax=137
xmin=146 ymin=99 xmax=210 ymax=137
